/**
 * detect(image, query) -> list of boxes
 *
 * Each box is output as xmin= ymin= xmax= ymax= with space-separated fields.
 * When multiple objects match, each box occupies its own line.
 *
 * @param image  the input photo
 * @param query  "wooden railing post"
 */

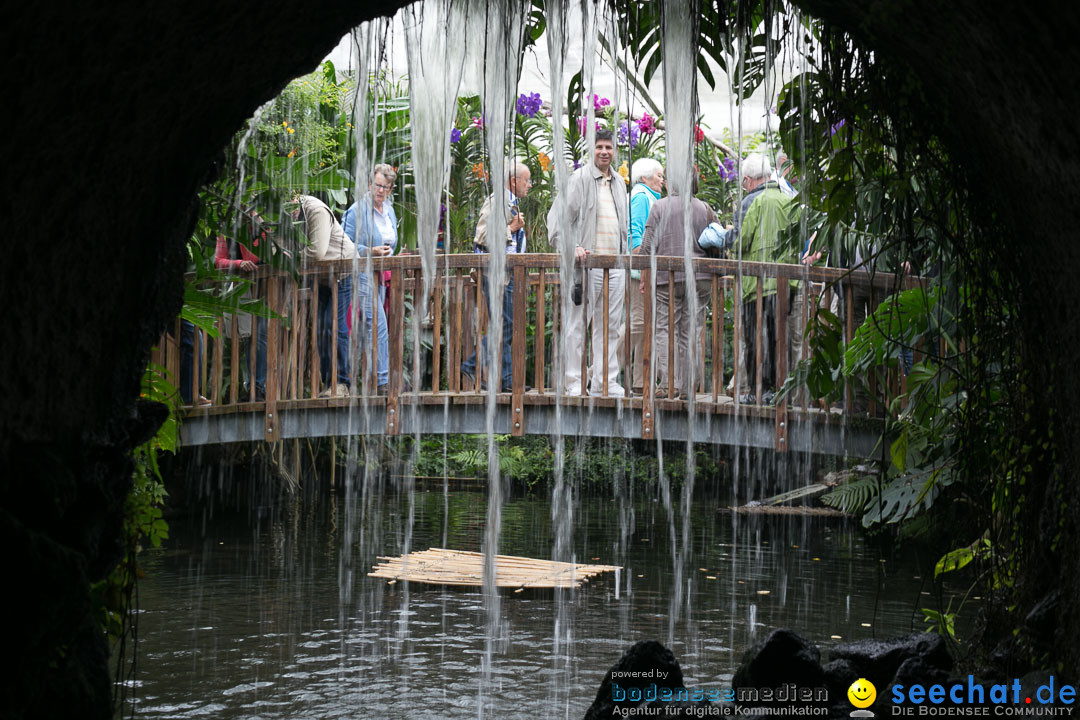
xmin=733 ymin=276 xmax=742 ymax=401
xmin=666 ymin=272 xmax=675 ymax=398
xmin=329 ymin=271 xmax=339 ymax=394
xmin=711 ymin=276 xmax=721 ymax=404
xmin=601 ymin=268 xmax=610 ymax=397
xmin=623 ymin=254 xmax=632 ymax=393
xmin=212 ymin=318 xmax=224 ymax=405
xmin=229 ymin=314 xmax=240 ymax=404
xmin=386 ymin=267 xmax=404 ymax=435
xmin=309 ymin=274 xmax=319 ymax=399
xmin=641 ymin=266 xmax=654 ymax=439
xmin=754 ymin=282 xmax=764 ymax=404
xmin=511 ymin=264 xmax=527 ymax=436
xmin=265 ymin=274 xmax=280 ymax=442
xmin=450 ymin=275 xmax=462 ymax=393
xmin=247 ymin=283 xmax=257 ymax=402
xmin=432 ymin=279 xmax=443 ymax=394
xmin=775 ymin=277 xmax=789 ymax=452
xmin=844 ymin=283 xmax=854 ymax=414
xmin=534 ymin=270 xmax=546 ymax=394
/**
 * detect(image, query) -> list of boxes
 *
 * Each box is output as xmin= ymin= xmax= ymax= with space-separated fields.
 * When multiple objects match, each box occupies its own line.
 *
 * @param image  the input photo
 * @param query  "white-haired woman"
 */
xmin=627 ymin=158 xmax=664 ymax=395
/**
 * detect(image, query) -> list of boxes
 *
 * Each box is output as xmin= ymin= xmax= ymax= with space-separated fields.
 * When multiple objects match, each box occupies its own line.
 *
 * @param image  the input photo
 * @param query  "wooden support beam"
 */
xmin=641 ymin=267 xmax=654 ymax=439
xmin=775 ymin=283 xmax=789 ymax=452
xmin=386 ymin=268 xmax=404 ymax=435
xmin=265 ymin=276 xmax=280 ymax=442
xmin=511 ymin=265 xmax=527 ymax=436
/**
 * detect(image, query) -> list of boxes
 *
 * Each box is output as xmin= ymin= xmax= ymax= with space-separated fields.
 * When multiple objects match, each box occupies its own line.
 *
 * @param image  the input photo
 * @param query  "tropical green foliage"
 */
xmin=403 ymin=434 xmax=722 ymax=493
xmin=92 ymin=363 xmax=176 ymax=645
xmin=760 ymin=11 xmax=1056 ymax=657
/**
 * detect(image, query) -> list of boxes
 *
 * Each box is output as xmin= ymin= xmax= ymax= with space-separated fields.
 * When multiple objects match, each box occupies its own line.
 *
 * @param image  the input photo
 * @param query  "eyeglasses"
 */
xmin=374 ymin=183 xmax=394 ymax=191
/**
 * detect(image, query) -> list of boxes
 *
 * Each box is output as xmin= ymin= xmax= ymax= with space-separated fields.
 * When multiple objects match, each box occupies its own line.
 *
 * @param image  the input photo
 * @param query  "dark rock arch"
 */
xmin=1 ymin=1 xmax=1077 ymax=717
xmin=795 ymin=0 xmax=1080 ymax=676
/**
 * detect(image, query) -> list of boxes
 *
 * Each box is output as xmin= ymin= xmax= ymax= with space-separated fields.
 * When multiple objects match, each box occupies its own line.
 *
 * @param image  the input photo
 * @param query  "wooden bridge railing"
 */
xmin=156 ymin=254 xmax=921 ymax=449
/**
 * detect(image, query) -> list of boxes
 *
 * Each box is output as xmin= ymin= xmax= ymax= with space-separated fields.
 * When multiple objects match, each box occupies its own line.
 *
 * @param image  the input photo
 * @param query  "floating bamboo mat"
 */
xmin=369 ymin=548 xmax=621 ymax=592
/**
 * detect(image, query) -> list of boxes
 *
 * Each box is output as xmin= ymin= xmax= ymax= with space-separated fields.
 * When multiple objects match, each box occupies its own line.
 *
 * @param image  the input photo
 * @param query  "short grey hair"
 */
xmin=373 ymin=163 xmax=397 ymax=185
xmin=631 ymin=158 xmax=663 ymax=186
xmin=505 ymin=157 xmax=529 ymax=183
xmin=741 ymin=153 xmax=772 ymax=181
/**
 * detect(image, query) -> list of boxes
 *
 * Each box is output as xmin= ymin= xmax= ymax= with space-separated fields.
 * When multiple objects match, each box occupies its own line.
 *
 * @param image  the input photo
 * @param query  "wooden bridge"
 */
xmin=165 ymin=254 xmax=917 ymax=457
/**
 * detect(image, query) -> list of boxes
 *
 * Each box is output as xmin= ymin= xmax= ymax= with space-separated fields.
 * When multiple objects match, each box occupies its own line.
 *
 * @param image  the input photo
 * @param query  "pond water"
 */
xmin=131 ymin=481 xmax=937 ymax=719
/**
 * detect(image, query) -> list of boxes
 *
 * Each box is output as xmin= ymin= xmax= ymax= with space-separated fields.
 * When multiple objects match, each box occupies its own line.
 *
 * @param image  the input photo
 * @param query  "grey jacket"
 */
xmin=547 ymin=163 xmax=628 ymax=254
xmin=639 ymin=194 xmax=718 ymax=284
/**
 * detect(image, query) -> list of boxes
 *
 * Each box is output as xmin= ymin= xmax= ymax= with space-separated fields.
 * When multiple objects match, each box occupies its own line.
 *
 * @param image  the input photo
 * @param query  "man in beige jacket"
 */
xmin=547 ymin=130 xmax=629 ymax=397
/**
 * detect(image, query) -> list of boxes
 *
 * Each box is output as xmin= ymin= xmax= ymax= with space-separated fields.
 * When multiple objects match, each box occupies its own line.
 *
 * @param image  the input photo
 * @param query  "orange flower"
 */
xmin=538 ymin=152 xmax=552 ymax=172
xmin=471 ymin=162 xmax=487 ymax=181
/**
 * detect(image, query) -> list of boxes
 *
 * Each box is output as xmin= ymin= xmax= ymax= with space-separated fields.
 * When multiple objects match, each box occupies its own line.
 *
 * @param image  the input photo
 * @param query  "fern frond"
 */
xmin=820 ymin=476 xmax=880 ymax=514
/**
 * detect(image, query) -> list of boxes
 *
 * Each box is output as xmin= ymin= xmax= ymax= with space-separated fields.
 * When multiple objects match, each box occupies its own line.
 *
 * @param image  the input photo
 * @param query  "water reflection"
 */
xmin=134 ymin=488 xmax=928 ymax=718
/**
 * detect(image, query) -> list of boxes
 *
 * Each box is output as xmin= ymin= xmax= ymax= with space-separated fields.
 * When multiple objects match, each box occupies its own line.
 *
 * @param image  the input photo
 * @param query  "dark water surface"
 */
xmin=131 ymin=483 xmax=938 ymax=719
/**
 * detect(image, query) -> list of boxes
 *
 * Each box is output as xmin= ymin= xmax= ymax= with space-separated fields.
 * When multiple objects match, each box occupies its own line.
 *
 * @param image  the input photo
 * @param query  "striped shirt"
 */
xmin=594 ymin=174 xmax=621 ymax=254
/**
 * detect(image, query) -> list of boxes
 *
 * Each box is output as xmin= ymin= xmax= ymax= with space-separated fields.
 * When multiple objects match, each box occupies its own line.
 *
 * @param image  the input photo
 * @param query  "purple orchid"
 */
xmin=516 ymin=92 xmax=542 ymax=118
xmin=719 ymin=157 xmax=738 ymax=182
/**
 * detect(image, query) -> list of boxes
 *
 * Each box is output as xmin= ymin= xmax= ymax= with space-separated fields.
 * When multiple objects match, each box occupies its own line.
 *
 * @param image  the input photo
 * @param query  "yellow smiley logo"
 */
xmin=847 ymin=678 xmax=876 ymax=708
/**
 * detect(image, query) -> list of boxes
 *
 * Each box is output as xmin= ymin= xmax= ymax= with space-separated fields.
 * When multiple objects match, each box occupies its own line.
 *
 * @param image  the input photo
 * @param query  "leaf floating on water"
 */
xmin=706 ymin=576 xmax=717 ymax=580
xmin=860 ymin=622 xmax=872 ymax=627
xmin=756 ymin=590 xmax=770 ymax=595
xmin=812 ymin=557 xmax=821 ymax=562
xmin=830 ymin=635 xmax=843 ymax=640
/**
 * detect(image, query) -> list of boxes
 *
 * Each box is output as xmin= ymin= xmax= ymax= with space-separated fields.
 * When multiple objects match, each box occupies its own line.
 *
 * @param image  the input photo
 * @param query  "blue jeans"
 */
xmin=318 ymin=277 xmax=352 ymax=388
xmin=179 ymin=320 xmax=202 ymax=403
xmin=359 ymin=276 xmax=389 ymax=387
xmin=462 ymin=277 xmax=514 ymax=391
xmin=900 ymin=345 xmax=914 ymax=375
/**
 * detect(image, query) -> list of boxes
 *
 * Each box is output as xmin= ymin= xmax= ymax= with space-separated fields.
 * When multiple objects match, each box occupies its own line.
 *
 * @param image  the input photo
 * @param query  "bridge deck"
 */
xmin=166 ymin=254 xmax=913 ymax=457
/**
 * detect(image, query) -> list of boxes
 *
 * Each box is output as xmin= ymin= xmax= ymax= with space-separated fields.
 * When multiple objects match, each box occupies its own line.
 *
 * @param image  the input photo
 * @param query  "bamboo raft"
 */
xmin=368 ymin=548 xmax=621 ymax=592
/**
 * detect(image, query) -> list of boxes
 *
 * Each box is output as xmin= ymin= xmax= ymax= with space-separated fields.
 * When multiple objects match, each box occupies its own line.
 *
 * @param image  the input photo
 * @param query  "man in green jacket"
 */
xmin=734 ymin=154 xmax=799 ymax=404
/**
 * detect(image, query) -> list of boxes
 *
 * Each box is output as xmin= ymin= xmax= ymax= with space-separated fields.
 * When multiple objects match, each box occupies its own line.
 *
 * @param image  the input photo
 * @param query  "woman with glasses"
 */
xmin=341 ymin=164 xmax=398 ymax=394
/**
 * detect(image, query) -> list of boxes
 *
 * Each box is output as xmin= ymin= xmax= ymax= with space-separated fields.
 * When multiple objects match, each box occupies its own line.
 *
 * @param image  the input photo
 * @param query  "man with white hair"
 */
xmin=627 ymin=157 xmax=665 ymax=394
xmin=461 ymin=158 xmax=531 ymax=392
xmin=733 ymin=152 xmax=799 ymax=404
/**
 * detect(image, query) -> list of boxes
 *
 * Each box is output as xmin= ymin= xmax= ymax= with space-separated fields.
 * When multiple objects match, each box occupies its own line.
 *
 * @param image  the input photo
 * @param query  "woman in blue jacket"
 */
xmin=341 ymin=164 xmax=398 ymax=392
